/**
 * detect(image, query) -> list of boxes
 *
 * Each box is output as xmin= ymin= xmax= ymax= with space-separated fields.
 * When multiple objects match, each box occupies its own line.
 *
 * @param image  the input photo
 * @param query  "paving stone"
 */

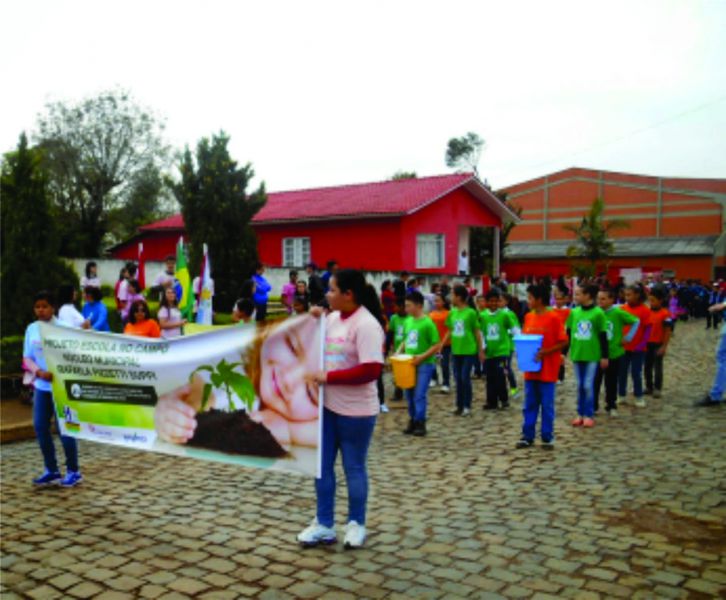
xmin=167 ymin=577 xmax=210 ymax=595
xmin=66 ymin=582 xmax=105 ymax=599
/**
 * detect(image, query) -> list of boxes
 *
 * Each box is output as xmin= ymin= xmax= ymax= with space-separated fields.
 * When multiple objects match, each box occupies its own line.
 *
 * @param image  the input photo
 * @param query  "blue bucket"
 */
xmin=513 ymin=334 xmax=544 ymax=373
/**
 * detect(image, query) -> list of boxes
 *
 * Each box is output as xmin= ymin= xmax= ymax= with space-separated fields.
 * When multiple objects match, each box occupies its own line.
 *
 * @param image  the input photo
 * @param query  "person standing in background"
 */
xmin=458 ymin=250 xmax=469 ymax=276
xmin=80 ymin=261 xmax=101 ymax=289
xmin=253 ymin=263 xmax=272 ymax=322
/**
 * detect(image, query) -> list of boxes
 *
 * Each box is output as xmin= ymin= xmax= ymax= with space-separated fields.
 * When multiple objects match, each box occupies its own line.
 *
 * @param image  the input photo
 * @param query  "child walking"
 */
xmin=400 ymin=291 xmax=440 ymax=436
xmin=566 ymin=284 xmax=609 ymax=427
xmin=619 ymin=284 xmax=652 ymax=408
xmin=644 ymin=286 xmax=673 ymax=399
xmin=441 ymin=285 xmax=482 ymax=417
xmin=24 ymin=291 xmax=82 ymax=487
xmin=479 ymin=289 xmax=516 ymax=410
xmin=387 ymin=300 xmax=409 ymax=402
xmin=499 ymin=293 xmax=521 ymax=397
xmin=552 ymin=287 xmax=571 ymax=383
xmin=516 ymin=284 xmax=568 ymax=449
xmin=595 ymin=288 xmax=639 ymax=416
xmin=429 ymin=294 xmax=451 ymax=393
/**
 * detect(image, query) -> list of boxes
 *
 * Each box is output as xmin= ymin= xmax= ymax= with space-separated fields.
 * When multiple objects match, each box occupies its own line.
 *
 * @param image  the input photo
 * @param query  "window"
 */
xmin=282 ymin=237 xmax=311 ymax=267
xmin=416 ymin=234 xmax=445 ymax=268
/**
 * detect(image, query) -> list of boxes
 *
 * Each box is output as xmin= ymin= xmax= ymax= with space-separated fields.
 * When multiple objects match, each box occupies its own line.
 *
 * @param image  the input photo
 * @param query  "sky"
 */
xmin=1 ymin=0 xmax=725 ymax=194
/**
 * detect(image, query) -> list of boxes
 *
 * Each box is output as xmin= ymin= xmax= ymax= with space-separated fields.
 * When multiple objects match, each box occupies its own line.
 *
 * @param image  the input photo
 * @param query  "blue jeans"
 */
xmin=315 ymin=407 xmax=377 ymax=527
xmin=710 ymin=332 xmax=726 ymax=401
xmin=405 ymin=363 xmax=435 ymax=421
xmin=619 ymin=350 xmax=645 ymax=399
xmin=33 ymin=389 xmax=79 ymax=473
xmin=574 ymin=361 xmax=598 ymax=418
xmin=433 ymin=346 xmax=451 ymax=387
xmin=452 ymin=354 xmax=476 ymax=410
xmin=522 ymin=380 xmax=555 ymax=442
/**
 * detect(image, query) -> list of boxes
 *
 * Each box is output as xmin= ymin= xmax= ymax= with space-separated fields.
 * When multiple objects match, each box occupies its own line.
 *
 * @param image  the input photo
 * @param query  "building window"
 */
xmin=283 ymin=237 xmax=311 ymax=267
xmin=416 ymin=234 xmax=445 ymax=268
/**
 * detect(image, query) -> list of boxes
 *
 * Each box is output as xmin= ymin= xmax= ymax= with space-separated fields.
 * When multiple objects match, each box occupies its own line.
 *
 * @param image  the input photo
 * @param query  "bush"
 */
xmin=100 ymin=284 xmax=114 ymax=298
xmin=1 ymin=335 xmax=24 ymax=373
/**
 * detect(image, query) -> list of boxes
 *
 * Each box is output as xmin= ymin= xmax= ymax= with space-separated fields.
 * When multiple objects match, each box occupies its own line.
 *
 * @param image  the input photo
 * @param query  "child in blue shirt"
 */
xmin=82 ymin=286 xmax=111 ymax=332
xmin=23 ymin=291 xmax=82 ymax=487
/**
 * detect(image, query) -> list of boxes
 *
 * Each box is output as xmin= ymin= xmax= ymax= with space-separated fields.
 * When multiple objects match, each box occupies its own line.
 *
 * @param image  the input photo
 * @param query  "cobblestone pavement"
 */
xmin=2 ymin=320 xmax=725 ymax=599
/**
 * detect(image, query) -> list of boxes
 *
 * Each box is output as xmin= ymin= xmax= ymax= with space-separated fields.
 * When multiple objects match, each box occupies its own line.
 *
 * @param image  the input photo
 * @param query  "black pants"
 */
xmin=706 ymin=309 xmax=722 ymax=330
xmin=644 ymin=342 xmax=664 ymax=392
xmin=594 ymin=356 xmax=621 ymax=412
xmin=485 ymin=356 xmax=509 ymax=408
xmin=254 ymin=302 xmax=267 ymax=322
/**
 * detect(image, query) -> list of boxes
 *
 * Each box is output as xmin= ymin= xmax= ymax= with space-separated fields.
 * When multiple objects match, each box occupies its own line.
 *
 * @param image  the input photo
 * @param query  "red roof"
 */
xmin=140 ymin=173 xmax=518 ymax=231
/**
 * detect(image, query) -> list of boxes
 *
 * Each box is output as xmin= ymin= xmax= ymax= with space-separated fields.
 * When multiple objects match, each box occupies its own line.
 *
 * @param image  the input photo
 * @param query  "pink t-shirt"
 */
xmin=324 ymin=307 xmax=385 ymax=417
xmin=281 ymin=282 xmax=296 ymax=314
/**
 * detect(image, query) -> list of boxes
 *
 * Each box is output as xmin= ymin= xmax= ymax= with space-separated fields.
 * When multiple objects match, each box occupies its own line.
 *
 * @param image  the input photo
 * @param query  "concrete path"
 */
xmin=2 ymin=320 xmax=725 ymax=599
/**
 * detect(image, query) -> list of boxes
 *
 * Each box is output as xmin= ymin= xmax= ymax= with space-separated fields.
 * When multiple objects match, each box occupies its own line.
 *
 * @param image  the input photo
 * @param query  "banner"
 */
xmin=41 ymin=315 xmax=324 ymax=477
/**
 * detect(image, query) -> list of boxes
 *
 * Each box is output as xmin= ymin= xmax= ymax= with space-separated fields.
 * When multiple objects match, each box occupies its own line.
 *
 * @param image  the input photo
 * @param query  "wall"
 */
xmin=112 ymin=232 xmax=181 ymax=262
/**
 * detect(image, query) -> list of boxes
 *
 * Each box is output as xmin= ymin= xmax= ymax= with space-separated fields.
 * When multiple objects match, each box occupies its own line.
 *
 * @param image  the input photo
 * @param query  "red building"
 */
xmin=499 ymin=167 xmax=726 ymax=282
xmin=110 ymin=173 xmax=519 ymax=274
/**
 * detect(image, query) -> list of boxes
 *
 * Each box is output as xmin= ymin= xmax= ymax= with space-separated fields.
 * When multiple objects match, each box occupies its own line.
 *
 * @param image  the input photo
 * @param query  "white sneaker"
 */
xmin=297 ymin=518 xmax=336 ymax=547
xmin=440 ymin=385 xmax=450 ymax=393
xmin=380 ymin=403 xmax=390 ymax=413
xmin=343 ymin=520 xmax=366 ymax=549
xmin=461 ymin=408 xmax=472 ymax=417
xmin=634 ymin=397 xmax=647 ymax=408
xmin=429 ymin=380 xmax=437 ymax=388
xmin=608 ymin=409 xmax=618 ymax=417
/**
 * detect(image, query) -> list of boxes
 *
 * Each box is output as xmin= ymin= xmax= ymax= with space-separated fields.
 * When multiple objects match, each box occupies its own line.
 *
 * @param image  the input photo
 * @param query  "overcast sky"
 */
xmin=1 ymin=0 xmax=725 ymax=193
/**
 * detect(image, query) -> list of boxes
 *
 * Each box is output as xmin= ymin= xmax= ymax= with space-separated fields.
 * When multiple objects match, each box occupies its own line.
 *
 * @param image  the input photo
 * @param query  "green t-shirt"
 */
xmin=445 ymin=306 xmax=479 ymax=355
xmin=502 ymin=308 xmax=520 ymax=354
xmin=566 ymin=305 xmax=607 ymax=362
xmin=389 ymin=314 xmax=410 ymax=349
xmin=479 ymin=309 xmax=516 ymax=358
xmin=603 ymin=306 xmax=639 ymax=360
xmin=403 ymin=315 xmax=440 ymax=364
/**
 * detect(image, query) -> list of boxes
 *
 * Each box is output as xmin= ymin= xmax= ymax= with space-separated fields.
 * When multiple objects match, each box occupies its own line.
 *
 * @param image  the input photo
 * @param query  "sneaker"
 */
xmin=607 ymin=409 xmax=618 ymax=417
xmin=343 ymin=520 xmax=366 ymax=549
xmin=32 ymin=470 xmax=61 ymax=487
xmin=483 ymin=404 xmax=498 ymax=411
xmin=429 ymin=380 xmax=437 ymax=388
xmin=500 ymin=402 xmax=510 ymax=410
xmin=644 ymin=389 xmax=653 ymax=396
xmin=380 ymin=403 xmax=390 ymax=413
xmin=653 ymin=390 xmax=662 ymax=399
xmin=440 ymin=385 xmax=450 ymax=393
xmin=403 ymin=419 xmax=415 ymax=434
xmin=412 ymin=420 xmax=427 ymax=437
xmin=694 ymin=395 xmax=722 ymax=407
xmin=618 ymin=396 xmax=629 ymax=406
xmin=571 ymin=417 xmax=583 ymax=427
xmin=582 ymin=418 xmax=595 ymax=428
xmin=509 ymin=387 xmax=520 ymax=398
xmin=461 ymin=408 xmax=472 ymax=417
xmin=60 ymin=471 xmax=83 ymax=487
xmin=634 ymin=397 xmax=647 ymax=408
xmin=297 ymin=518 xmax=337 ymax=547
xmin=515 ymin=438 xmax=533 ymax=449
xmin=541 ymin=439 xmax=555 ymax=450
xmin=452 ymin=407 xmax=463 ymax=416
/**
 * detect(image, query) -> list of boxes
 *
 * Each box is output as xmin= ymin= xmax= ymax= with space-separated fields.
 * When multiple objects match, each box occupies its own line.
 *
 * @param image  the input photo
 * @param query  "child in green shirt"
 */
xmin=499 ymin=293 xmax=521 ymax=397
xmin=480 ymin=289 xmax=516 ymax=410
xmin=566 ymin=283 xmax=609 ymax=427
xmin=399 ymin=291 xmax=440 ymax=436
xmin=387 ymin=300 xmax=409 ymax=402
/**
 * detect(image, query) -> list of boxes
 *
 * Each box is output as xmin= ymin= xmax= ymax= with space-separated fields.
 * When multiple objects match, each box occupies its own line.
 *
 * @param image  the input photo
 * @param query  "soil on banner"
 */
xmin=188 ymin=409 xmax=288 ymax=458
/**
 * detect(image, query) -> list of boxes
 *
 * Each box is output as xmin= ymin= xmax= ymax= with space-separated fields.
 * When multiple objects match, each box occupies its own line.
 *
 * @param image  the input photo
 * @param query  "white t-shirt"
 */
xmin=458 ymin=254 xmax=469 ymax=273
xmin=117 ymin=279 xmax=129 ymax=303
xmin=154 ymin=271 xmax=176 ymax=288
xmin=158 ymin=306 xmax=183 ymax=339
xmin=324 ymin=307 xmax=384 ymax=417
xmin=58 ymin=304 xmax=86 ymax=328
xmin=81 ymin=276 xmax=101 ymax=289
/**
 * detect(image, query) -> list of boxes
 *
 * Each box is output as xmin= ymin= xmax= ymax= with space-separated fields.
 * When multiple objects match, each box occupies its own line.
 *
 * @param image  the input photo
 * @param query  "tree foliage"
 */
xmin=469 ymin=191 xmax=521 ymax=275
xmin=171 ymin=132 xmax=266 ymax=311
xmin=445 ymin=132 xmax=485 ymax=175
xmin=36 ymin=89 xmax=168 ymax=256
xmin=1 ymin=133 xmax=78 ymax=336
xmin=564 ymin=197 xmax=630 ymax=276
xmin=390 ymin=170 xmax=417 ymax=180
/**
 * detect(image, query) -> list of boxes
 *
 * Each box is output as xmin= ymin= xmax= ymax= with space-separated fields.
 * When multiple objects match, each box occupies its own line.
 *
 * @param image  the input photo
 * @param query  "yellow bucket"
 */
xmin=390 ymin=354 xmax=416 ymax=389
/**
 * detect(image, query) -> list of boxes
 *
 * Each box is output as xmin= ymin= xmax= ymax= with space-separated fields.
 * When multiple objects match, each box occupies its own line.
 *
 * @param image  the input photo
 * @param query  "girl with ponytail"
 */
xmin=298 ymin=269 xmax=385 ymax=550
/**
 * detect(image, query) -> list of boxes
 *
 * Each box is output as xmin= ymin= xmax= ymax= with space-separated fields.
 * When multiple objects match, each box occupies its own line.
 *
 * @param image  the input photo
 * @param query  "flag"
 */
xmin=175 ymin=237 xmax=195 ymax=320
xmin=196 ymin=243 xmax=213 ymax=325
xmin=137 ymin=243 xmax=146 ymax=290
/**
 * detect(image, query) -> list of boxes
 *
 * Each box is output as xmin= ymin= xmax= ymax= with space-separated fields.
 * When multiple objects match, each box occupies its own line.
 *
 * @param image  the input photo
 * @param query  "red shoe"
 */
xmin=582 ymin=418 xmax=595 ymax=428
xmin=571 ymin=417 xmax=583 ymax=427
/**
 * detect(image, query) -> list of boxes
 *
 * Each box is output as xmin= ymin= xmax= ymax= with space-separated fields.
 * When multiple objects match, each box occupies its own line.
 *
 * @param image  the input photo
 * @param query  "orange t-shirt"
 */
xmin=622 ymin=303 xmax=651 ymax=351
xmin=429 ymin=309 xmax=451 ymax=346
xmin=552 ymin=307 xmax=571 ymax=329
xmin=124 ymin=319 xmax=161 ymax=338
xmin=648 ymin=307 xmax=672 ymax=344
xmin=522 ymin=310 xmax=568 ymax=383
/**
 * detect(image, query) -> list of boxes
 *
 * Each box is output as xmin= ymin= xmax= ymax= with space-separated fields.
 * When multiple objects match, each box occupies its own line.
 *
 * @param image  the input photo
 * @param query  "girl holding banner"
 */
xmin=298 ymin=269 xmax=385 ymax=549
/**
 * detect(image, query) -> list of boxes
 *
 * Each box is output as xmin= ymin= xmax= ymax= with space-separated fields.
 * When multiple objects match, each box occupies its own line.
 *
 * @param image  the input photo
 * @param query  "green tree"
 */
xmin=564 ymin=197 xmax=630 ymax=277
xmin=390 ymin=170 xmax=417 ymax=180
xmin=1 ymin=133 xmax=78 ymax=336
xmin=469 ymin=191 xmax=522 ymax=275
xmin=171 ymin=132 xmax=266 ymax=311
xmin=36 ymin=89 xmax=168 ymax=256
xmin=445 ymin=132 xmax=485 ymax=175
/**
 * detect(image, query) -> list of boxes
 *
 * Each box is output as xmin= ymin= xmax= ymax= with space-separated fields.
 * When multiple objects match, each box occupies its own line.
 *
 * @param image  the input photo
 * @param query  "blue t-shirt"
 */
xmin=82 ymin=301 xmax=110 ymax=332
xmin=253 ymin=274 xmax=272 ymax=304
